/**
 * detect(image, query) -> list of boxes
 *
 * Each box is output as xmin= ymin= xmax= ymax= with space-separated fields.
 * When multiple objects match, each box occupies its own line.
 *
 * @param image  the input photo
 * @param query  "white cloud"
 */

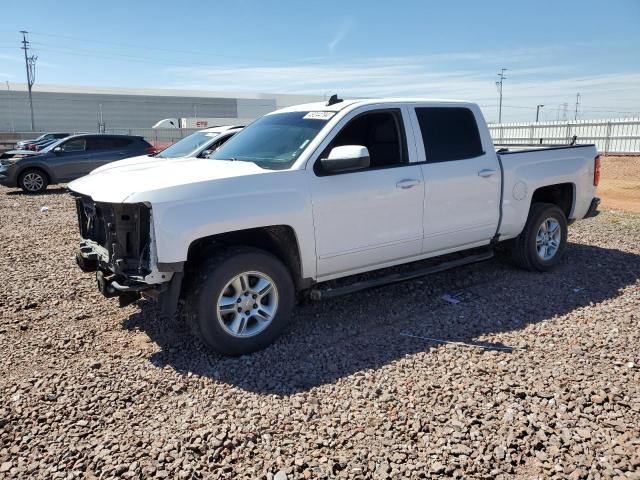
xmin=328 ymin=20 xmax=353 ymax=53
xmin=163 ymin=47 xmax=640 ymax=121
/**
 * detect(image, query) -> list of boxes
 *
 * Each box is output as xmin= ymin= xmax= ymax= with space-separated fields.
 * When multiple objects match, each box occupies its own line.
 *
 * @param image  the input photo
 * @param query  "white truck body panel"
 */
xmin=497 ymin=147 xmax=596 ymax=239
xmin=70 ymin=98 xmax=598 ymax=286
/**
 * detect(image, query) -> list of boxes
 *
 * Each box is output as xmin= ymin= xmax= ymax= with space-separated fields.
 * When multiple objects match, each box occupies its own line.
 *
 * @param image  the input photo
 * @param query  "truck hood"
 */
xmin=68 ymin=158 xmax=269 ymax=203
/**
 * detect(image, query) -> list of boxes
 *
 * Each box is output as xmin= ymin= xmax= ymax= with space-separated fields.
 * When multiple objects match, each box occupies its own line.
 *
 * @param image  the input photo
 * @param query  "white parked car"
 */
xmin=91 ymin=125 xmax=242 ymax=174
xmin=69 ymin=98 xmax=600 ymax=355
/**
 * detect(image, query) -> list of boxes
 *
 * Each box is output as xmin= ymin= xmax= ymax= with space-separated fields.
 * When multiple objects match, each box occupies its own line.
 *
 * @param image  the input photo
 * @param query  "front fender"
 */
xmin=148 ymin=170 xmax=317 ymax=280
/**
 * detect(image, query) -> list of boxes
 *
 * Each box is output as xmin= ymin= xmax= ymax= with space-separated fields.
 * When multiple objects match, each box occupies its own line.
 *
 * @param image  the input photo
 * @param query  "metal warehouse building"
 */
xmin=0 ymin=83 xmax=324 ymax=132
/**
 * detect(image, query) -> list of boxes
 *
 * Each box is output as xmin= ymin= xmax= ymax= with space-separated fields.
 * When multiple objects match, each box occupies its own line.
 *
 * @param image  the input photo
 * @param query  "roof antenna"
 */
xmin=326 ymin=94 xmax=343 ymax=106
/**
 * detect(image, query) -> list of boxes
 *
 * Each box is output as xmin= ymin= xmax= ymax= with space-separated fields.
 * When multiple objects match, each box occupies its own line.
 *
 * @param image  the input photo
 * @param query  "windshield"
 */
xmin=156 ymin=131 xmax=218 ymax=158
xmin=211 ymin=111 xmax=332 ymax=170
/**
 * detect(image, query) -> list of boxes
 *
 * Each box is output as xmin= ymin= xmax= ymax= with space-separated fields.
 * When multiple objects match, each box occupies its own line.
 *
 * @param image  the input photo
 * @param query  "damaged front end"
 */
xmin=72 ymin=194 xmax=181 ymax=313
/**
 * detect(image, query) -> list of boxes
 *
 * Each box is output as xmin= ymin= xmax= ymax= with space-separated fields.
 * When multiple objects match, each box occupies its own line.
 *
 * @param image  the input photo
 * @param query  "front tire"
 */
xmin=185 ymin=247 xmax=295 ymax=356
xmin=18 ymin=169 xmax=49 ymax=193
xmin=511 ymin=202 xmax=568 ymax=272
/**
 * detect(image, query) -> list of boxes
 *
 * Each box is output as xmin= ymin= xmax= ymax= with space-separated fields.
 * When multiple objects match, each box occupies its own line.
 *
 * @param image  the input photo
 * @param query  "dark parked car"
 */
xmin=16 ymin=132 xmax=70 ymax=150
xmin=0 ymin=134 xmax=155 ymax=193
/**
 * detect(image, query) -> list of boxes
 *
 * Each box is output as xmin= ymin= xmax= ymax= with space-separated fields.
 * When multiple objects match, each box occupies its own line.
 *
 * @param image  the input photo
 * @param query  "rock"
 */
xmin=274 ymin=470 xmax=288 ymax=480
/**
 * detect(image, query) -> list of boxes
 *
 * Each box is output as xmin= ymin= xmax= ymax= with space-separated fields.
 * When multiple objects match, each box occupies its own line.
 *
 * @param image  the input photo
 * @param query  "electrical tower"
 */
xmin=495 ymin=68 xmax=507 ymax=124
xmin=574 ymin=93 xmax=580 ymax=120
xmin=20 ymin=31 xmax=37 ymax=131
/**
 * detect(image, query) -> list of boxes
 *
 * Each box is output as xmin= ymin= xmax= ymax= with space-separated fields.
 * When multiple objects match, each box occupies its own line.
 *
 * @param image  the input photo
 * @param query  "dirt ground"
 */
xmin=599 ymin=155 xmax=640 ymax=213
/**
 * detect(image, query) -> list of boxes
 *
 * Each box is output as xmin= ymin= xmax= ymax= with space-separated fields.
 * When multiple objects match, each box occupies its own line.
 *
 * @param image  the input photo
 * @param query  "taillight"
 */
xmin=593 ymin=154 xmax=601 ymax=186
xmin=145 ymin=146 xmax=159 ymax=154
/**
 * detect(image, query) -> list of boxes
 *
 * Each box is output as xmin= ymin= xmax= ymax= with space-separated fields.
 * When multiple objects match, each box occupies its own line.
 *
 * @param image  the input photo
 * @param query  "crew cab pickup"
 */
xmin=68 ymin=98 xmax=601 ymax=355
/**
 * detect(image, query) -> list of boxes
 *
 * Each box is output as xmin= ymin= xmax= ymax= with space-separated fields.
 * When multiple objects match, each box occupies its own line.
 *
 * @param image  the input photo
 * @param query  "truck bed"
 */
xmin=495 ymin=143 xmax=598 ymax=241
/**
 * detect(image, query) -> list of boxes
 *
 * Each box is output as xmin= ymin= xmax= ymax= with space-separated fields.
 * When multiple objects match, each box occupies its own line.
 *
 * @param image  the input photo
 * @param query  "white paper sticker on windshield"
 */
xmin=303 ymin=111 xmax=335 ymax=120
xmin=205 ymin=133 xmax=219 ymax=137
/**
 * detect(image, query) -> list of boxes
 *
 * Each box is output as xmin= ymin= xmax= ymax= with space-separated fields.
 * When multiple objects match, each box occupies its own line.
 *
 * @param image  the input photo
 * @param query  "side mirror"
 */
xmin=320 ymin=145 xmax=370 ymax=173
xmin=53 ymin=146 xmax=63 ymax=154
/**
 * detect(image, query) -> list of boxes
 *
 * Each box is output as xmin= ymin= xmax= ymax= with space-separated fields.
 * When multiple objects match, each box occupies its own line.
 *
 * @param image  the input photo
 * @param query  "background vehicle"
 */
xmin=152 ymin=118 xmax=237 ymax=129
xmin=70 ymin=98 xmax=600 ymax=356
xmin=16 ymin=132 xmax=70 ymax=150
xmin=0 ymin=134 xmax=154 ymax=193
xmin=27 ymin=138 xmax=59 ymax=151
xmin=91 ymin=125 xmax=242 ymax=174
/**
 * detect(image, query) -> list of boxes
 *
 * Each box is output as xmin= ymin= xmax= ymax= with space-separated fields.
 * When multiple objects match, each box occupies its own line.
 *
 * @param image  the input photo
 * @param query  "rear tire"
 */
xmin=184 ymin=247 xmax=295 ymax=356
xmin=511 ymin=202 xmax=568 ymax=272
xmin=18 ymin=169 xmax=48 ymax=193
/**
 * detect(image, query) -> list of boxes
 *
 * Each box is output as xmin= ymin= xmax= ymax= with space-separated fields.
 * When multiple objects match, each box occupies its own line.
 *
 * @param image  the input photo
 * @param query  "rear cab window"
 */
xmin=414 ymin=107 xmax=483 ymax=162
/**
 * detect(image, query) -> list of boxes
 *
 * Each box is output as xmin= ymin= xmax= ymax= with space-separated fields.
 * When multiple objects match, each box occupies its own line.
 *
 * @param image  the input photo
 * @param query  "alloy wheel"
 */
xmin=216 ymin=271 xmax=279 ymax=338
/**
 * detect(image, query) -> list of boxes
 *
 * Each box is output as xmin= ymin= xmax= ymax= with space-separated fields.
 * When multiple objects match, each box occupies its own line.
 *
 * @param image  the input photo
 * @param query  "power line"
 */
xmin=28 ymin=30 xmax=316 ymax=65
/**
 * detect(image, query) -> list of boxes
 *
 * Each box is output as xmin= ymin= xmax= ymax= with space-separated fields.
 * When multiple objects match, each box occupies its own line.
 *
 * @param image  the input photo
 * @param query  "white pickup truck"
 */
xmin=69 ymin=97 xmax=601 ymax=355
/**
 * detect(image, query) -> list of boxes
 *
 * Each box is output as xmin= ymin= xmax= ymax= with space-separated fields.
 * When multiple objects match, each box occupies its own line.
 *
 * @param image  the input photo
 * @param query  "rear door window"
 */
xmin=415 ymin=107 xmax=483 ymax=163
xmin=112 ymin=138 xmax=134 ymax=148
xmin=89 ymin=137 xmax=133 ymax=150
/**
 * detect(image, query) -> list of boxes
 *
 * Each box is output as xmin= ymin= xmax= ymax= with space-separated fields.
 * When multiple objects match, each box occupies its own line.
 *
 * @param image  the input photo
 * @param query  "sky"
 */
xmin=0 ymin=0 xmax=639 ymax=122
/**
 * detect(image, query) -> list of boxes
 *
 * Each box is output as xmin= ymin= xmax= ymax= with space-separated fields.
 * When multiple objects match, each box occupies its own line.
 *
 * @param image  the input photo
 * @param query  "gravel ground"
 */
xmin=0 ymin=186 xmax=639 ymax=479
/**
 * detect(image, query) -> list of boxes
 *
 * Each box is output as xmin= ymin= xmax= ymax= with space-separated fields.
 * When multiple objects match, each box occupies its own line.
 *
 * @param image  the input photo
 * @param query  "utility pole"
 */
xmin=495 ymin=68 xmax=507 ymax=124
xmin=536 ymin=104 xmax=544 ymax=123
xmin=98 ymin=103 xmax=105 ymax=132
xmin=574 ymin=92 xmax=580 ymax=120
xmin=5 ymin=81 xmax=15 ymax=132
xmin=20 ymin=31 xmax=37 ymax=131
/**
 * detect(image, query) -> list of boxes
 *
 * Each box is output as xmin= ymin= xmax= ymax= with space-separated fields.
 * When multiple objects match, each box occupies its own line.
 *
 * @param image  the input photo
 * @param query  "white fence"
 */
xmin=488 ymin=118 xmax=640 ymax=154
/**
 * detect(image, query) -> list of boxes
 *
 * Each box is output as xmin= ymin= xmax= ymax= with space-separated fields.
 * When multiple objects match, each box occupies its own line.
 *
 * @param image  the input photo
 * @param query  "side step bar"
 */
xmin=309 ymin=250 xmax=494 ymax=300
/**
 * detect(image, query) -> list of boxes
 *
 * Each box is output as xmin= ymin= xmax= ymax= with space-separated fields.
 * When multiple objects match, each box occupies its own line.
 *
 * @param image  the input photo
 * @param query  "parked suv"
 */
xmin=0 ymin=134 xmax=154 ymax=193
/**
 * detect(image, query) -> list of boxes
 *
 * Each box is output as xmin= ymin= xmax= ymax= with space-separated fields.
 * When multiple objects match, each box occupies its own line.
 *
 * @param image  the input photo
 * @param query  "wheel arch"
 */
xmin=185 ymin=225 xmax=308 ymax=291
xmin=530 ymin=182 xmax=575 ymax=219
xmin=17 ymin=164 xmax=53 ymax=184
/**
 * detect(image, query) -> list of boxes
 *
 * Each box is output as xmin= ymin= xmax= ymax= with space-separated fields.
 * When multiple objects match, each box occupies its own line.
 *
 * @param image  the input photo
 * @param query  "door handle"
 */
xmin=478 ymin=169 xmax=497 ymax=178
xmin=396 ymin=179 xmax=421 ymax=189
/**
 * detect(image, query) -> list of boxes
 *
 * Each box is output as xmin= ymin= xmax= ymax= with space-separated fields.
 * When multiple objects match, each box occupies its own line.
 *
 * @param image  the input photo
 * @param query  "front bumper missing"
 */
xmin=76 ymin=245 xmax=183 ymax=315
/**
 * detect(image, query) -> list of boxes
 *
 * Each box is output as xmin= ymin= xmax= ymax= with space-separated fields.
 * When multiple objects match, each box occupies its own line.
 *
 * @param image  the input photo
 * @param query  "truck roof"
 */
xmin=274 ymin=98 xmax=474 ymax=114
